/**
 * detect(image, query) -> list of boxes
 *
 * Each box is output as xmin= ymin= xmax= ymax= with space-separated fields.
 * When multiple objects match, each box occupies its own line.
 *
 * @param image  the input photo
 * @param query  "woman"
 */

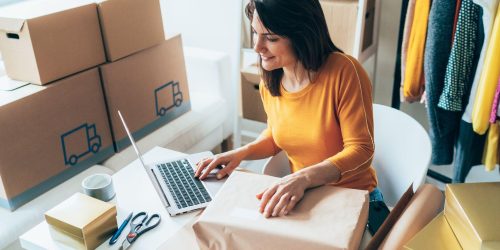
xmin=195 ymin=0 xmax=381 ymax=218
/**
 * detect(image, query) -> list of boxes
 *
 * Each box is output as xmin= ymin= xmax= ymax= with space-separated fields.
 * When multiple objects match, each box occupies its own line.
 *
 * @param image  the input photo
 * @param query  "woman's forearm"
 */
xmin=296 ymin=160 xmax=341 ymax=189
xmin=239 ymin=134 xmax=280 ymax=160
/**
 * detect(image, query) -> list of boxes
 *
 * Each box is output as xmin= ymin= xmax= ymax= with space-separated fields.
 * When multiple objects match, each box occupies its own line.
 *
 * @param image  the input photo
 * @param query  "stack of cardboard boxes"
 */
xmin=404 ymin=182 xmax=500 ymax=249
xmin=0 ymin=0 xmax=190 ymax=210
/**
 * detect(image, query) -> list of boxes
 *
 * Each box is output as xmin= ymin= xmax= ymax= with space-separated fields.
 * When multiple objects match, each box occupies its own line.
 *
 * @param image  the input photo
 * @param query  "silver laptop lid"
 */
xmin=117 ymin=110 xmax=147 ymax=167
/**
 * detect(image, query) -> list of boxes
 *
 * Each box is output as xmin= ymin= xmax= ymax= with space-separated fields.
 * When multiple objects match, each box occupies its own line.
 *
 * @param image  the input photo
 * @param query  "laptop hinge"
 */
xmin=150 ymin=169 xmax=171 ymax=207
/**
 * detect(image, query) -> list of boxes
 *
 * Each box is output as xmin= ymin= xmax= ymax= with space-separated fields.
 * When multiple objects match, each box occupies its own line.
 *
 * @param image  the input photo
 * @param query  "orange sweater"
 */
xmin=259 ymin=53 xmax=377 ymax=191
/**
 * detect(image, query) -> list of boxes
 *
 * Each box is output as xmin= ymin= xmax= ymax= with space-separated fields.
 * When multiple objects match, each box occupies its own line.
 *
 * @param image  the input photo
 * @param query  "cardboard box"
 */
xmin=45 ymin=193 xmax=117 ymax=250
xmin=97 ymin=0 xmax=165 ymax=62
xmin=0 ymin=0 xmax=105 ymax=85
xmin=444 ymin=182 xmax=500 ymax=249
xmin=0 ymin=68 xmax=114 ymax=210
xmin=403 ymin=213 xmax=462 ymax=250
xmin=241 ymin=64 xmax=267 ymax=123
xmin=99 ymin=34 xmax=191 ymax=152
xmin=320 ymin=0 xmax=376 ymax=56
xmin=193 ymin=171 xmax=369 ymax=250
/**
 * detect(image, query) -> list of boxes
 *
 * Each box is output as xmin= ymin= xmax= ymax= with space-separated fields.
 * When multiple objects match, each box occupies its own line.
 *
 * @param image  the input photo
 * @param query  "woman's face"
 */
xmin=252 ymin=13 xmax=296 ymax=71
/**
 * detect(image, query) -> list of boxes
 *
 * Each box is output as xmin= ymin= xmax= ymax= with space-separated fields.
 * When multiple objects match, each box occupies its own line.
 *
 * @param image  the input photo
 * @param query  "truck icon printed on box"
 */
xmin=61 ymin=123 xmax=102 ymax=166
xmin=154 ymin=81 xmax=183 ymax=117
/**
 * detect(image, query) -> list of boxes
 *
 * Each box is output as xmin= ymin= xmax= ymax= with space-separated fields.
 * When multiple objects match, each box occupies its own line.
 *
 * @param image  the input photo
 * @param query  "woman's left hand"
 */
xmin=256 ymin=173 xmax=310 ymax=218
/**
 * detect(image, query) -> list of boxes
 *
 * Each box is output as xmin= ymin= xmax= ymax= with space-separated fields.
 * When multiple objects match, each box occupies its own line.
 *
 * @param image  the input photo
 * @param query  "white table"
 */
xmin=19 ymin=146 xmax=225 ymax=250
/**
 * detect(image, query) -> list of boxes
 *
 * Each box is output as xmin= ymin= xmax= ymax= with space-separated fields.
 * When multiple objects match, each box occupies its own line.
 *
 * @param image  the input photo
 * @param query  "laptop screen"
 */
xmin=117 ymin=110 xmax=147 ymax=167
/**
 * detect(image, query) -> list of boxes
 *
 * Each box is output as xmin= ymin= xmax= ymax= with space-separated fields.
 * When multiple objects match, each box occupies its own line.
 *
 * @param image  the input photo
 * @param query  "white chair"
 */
xmin=262 ymin=104 xmax=431 ymax=206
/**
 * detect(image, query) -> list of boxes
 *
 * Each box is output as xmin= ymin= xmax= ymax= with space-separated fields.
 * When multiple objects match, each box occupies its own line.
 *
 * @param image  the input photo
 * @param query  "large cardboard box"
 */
xmin=241 ymin=64 xmax=266 ymax=123
xmin=193 ymin=171 xmax=369 ymax=250
xmin=320 ymin=0 xmax=376 ymax=57
xmin=99 ymin=34 xmax=191 ymax=152
xmin=96 ymin=0 xmax=165 ymax=62
xmin=0 ymin=0 xmax=105 ymax=85
xmin=444 ymin=182 xmax=500 ymax=249
xmin=45 ymin=193 xmax=117 ymax=250
xmin=0 ymin=68 xmax=114 ymax=210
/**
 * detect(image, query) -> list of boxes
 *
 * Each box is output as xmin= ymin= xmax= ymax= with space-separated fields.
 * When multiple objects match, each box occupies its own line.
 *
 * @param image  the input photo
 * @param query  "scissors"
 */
xmin=119 ymin=212 xmax=161 ymax=250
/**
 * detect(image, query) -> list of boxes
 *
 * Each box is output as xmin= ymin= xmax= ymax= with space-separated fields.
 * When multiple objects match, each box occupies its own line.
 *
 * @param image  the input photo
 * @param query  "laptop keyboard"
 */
xmin=157 ymin=159 xmax=212 ymax=209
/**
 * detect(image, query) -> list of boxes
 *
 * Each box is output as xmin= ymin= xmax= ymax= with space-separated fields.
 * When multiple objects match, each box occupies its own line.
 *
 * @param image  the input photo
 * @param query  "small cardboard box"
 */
xmin=240 ymin=64 xmax=267 ymax=123
xmin=0 ymin=68 xmax=114 ymax=210
xmin=444 ymin=182 xmax=500 ymax=249
xmin=0 ymin=0 xmax=105 ymax=85
xmin=96 ymin=0 xmax=165 ymax=62
xmin=45 ymin=193 xmax=117 ymax=250
xmin=99 ymin=34 xmax=191 ymax=152
xmin=193 ymin=171 xmax=369 ymax=250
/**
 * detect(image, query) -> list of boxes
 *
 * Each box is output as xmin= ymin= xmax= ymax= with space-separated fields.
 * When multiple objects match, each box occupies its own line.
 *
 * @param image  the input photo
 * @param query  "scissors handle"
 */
xmin=126 ymin=212 xmax=161 ymax=243
xmin=137 ymin=214 xmax=161 ymax=235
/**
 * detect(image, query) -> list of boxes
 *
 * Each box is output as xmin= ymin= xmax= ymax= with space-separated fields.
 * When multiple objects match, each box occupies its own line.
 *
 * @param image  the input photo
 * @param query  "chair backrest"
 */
xmin=372 ymin=104 xmax=431 ymax=206
xmin=262 ymin=104 xmax=431 ymax=206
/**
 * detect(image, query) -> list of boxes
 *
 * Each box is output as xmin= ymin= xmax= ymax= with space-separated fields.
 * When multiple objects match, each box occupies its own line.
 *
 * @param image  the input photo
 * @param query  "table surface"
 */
xmin=19 ymin=146 xmax=226 ymax=250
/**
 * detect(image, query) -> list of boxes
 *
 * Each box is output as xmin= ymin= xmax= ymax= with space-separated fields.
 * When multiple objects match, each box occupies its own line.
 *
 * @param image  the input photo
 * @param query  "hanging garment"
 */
xmin=463 ymin=0 xmax=500 ymax=123
xmin=391 ymin=0 xmax=410 ymax=109
xmin=453 ymin=120 xmax=487 ymax=182
xmin=438 ymin=0 xmax=482 ymax=112
xmin=400 ymin=0 xmax=416 ymax=103
xmin=424 ymin=0 xmax=459 ymax=165
xmin=403 ymin=0 xmax=430 ymax=102
xmin=490 ymin=77 xmax=500 ymax=123
xmin=452 ymin=3 xmax=488 ymax=182
xmin=472 ymin=3 xmax=500 ymax=134
xmin=483 ymin=122 xmax=499 ymax=170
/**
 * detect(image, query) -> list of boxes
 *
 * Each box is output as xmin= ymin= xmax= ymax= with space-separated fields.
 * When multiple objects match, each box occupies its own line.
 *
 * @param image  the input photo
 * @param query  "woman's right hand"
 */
xmin=194 ymin=148 xmax=247 ymax=180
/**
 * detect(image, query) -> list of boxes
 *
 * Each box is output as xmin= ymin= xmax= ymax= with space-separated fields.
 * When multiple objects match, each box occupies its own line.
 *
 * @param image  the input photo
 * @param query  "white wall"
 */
xmin=160 ymin=0 xmax=243 ymax=145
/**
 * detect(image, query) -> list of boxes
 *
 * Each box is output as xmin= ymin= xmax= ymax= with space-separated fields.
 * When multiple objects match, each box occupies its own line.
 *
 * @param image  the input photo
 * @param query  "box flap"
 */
xmin=0 ymin=0 xmax=95 ymax=20
xmin=366 ymin=184 xmax=414 ymax=250
xmin=0 ymin=17 xmax=25 ymax=33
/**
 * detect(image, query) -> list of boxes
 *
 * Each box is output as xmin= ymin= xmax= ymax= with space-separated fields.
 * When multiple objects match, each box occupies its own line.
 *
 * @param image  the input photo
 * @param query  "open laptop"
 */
xmin=117 ymin=110 xmax=219 ymax=216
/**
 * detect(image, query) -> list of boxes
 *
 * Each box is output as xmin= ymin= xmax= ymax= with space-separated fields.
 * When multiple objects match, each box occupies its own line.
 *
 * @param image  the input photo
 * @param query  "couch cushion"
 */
xmin=102 ymin=92 xmax=227 ymax=172
xmin=0 ymin=165 xmax=114 ymax=249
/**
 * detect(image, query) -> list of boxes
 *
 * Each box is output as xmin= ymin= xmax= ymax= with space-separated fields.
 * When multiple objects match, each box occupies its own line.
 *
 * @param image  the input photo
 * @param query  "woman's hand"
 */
xmin=256 ymin=173 xmax=310 ymax=218
xmin=194 ymin=149 xmax=247 ymax=180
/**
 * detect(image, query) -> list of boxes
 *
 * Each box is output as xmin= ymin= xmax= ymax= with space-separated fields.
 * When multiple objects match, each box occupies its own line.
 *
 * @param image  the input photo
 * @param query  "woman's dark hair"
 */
xmin=245 ymin=0 xmax=343 ymax=96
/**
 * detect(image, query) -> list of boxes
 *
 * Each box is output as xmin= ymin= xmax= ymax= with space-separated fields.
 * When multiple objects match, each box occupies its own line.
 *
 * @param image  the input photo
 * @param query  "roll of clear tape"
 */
xmin=82 ymin=173 xmax=115 ymax=202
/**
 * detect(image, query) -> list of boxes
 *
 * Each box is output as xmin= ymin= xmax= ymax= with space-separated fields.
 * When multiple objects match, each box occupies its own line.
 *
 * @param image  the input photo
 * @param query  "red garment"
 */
xmin=451 ymin=0 xmax=462 ymax=43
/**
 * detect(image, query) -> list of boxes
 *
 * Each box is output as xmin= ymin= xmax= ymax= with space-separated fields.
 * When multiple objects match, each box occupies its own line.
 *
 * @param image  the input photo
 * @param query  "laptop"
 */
xmin=117 ymin=110 xmax=219 ymax=216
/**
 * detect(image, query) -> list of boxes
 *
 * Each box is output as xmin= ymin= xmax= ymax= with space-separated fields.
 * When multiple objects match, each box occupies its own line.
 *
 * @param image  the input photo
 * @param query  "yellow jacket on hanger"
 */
xmin=403 ymin=0 xmax=430 ymax=101
xmin=472 ymin=3 xmax=500 ymax=134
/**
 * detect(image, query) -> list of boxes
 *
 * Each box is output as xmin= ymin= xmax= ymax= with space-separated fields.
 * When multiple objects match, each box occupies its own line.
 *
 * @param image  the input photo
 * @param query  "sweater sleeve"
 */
xmin=326 ymin=56 xmax=375 ymax=180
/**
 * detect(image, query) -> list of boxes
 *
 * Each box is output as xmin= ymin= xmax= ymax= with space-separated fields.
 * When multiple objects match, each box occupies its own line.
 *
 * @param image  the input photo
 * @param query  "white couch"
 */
xmin=0 ymin=47 xmax=233 ymax=249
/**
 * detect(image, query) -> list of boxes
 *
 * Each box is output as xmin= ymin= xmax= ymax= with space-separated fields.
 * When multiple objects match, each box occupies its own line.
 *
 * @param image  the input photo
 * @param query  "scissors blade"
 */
xmin=119 ymin=239 xmax=131 ymax=250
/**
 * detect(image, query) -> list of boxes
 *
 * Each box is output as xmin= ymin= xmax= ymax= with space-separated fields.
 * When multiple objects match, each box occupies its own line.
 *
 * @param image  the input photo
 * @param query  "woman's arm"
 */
xmin=195 ymin=128 xmax=280 ymax=179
